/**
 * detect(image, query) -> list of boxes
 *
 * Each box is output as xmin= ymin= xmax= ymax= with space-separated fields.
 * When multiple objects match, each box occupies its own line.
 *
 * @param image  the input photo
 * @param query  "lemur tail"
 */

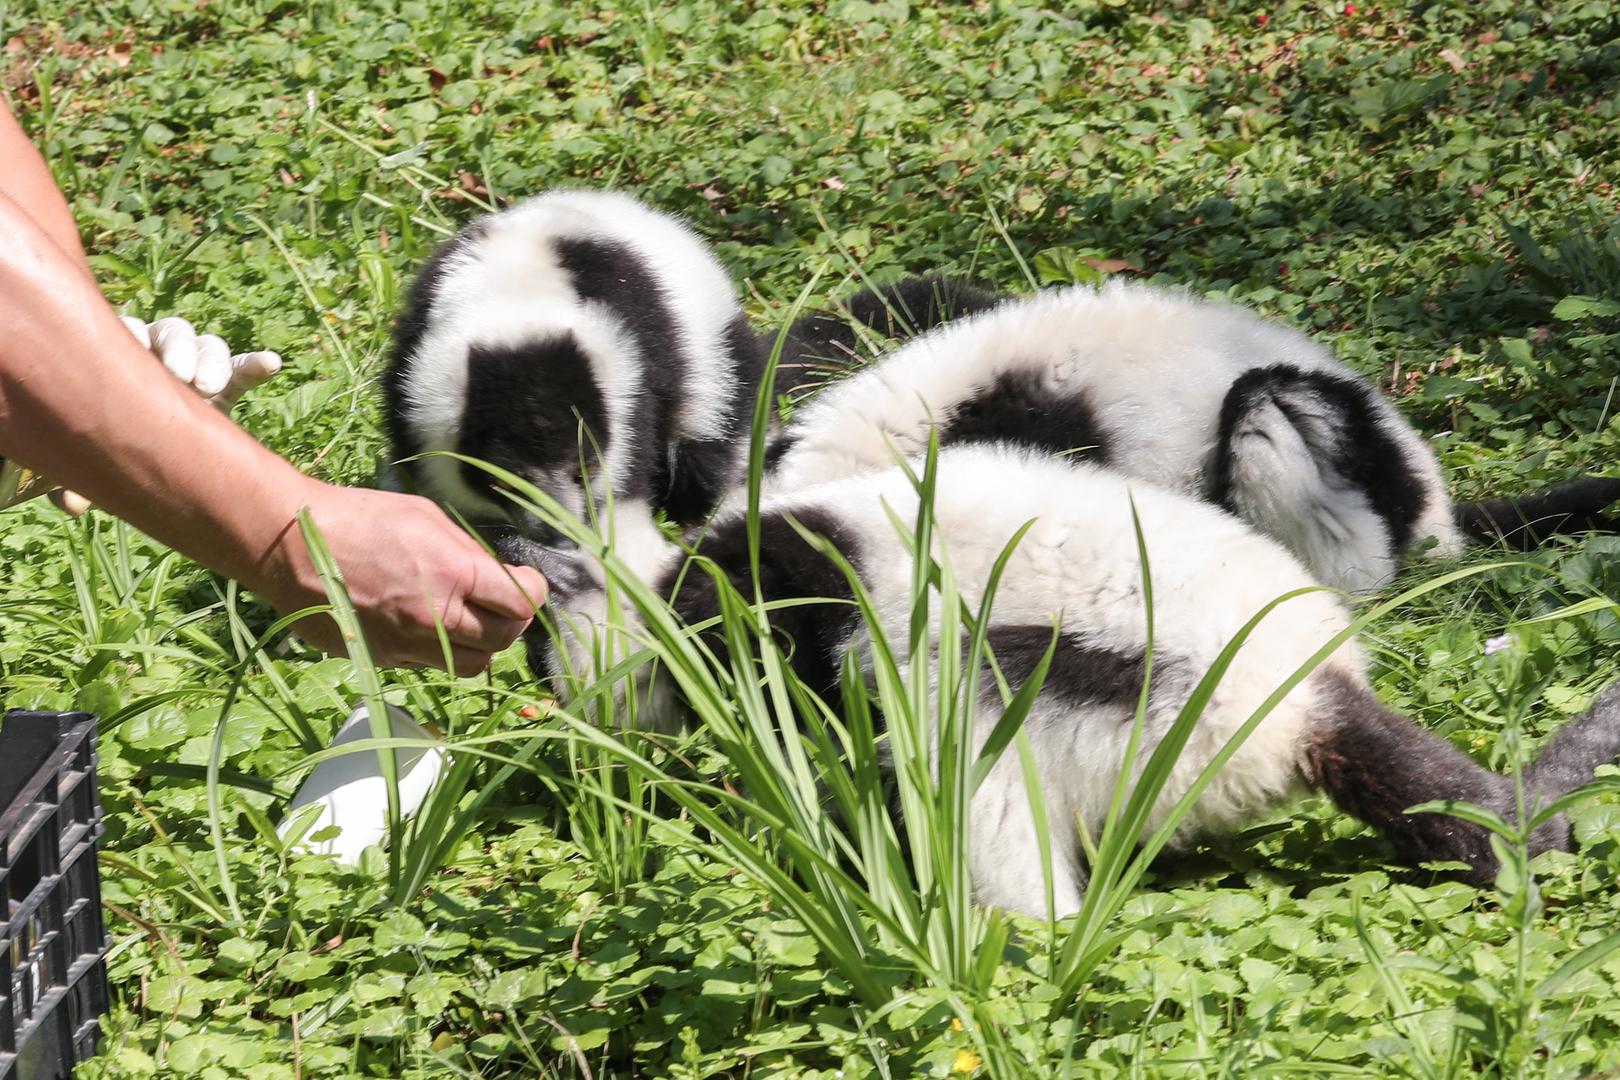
xmin=1306 ymin=673 xmax=1620 ymax=886
xmin=1454 ymin=476 xmax=1620 ymax=549
xmin=1523 ymin=682 xmax=1620 ymax=798
xmin=769 ymin=275 xmax=1005 ymax=399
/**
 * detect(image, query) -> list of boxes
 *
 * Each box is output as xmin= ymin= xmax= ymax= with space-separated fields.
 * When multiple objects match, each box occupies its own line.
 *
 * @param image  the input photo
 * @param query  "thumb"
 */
xmin=500 ymin=564 xmax=550 ymax=615
xmin=458 ymin=553 xmax=550 ymax=623
xmin=49 ymin=488 xmax=92 ymax=516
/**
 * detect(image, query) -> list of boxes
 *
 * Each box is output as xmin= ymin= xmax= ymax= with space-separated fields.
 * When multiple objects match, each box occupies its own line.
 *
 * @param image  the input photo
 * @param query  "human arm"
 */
xmin=0 ymin=103 xmax=91 ymax=276
xmin=47 ymin=316 xmax=286 ymax=516
xmin=5 ymin=100 xmax=283 ymax=513
xmin=5 ymin=102 xmax=279 ymax=409
xmin=0 ymin=187 xmax=547 ymax=673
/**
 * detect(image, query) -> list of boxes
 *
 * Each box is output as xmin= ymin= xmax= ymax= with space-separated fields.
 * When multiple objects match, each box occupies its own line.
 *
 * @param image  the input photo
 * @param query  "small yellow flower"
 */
xmin=951 ymin=1018 xmax=964 ymax=1032
xmin=952 ymin=1049 xmax=981 ymax=1075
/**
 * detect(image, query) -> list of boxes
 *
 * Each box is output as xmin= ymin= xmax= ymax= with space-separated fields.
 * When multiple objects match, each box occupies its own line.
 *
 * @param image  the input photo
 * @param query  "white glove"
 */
xmin=51 ymin=316 xmax=284 ymax=516
xmin=119 ymin=314 xmax=283 ymax=411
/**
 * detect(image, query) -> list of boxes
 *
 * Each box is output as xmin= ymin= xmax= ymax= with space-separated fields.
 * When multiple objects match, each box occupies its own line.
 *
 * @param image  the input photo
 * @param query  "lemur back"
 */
xmin=770 ymin=277 xmax=1620 ymax=587
xmin=764 ymin=281 xmax=1461 ymax=591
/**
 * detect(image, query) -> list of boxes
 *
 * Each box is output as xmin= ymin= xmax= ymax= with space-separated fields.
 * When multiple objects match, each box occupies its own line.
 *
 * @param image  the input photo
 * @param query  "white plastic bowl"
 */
xmin=278 ymin=702 xmax=446 ymax=865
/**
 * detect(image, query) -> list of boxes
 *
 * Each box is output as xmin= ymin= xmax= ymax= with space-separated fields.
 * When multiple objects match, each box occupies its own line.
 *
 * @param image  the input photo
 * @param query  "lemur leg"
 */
xmin=770 ymin=276 xmax=1006 ymax=399
xmin=969 ymin=757 xmax=1087 ymax=918
xmin=1525 ymin=680 xmax=1620 ymax=797
xmin=1303 ymin=672 xmax=1570 ymax=884
xmin=842 ymin=275 xmax=1005 ymax=340
xmin=664 ymin=437 xmax=744 ymax=528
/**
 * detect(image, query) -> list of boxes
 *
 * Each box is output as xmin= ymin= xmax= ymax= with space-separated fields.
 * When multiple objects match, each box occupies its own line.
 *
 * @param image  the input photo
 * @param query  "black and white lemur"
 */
xmin=502 ymin=444 xmax=1620 ymax=917
xmin=382 ymin=193 xmax=1620 ymax=915
xmin=382 ymin=188 xmax=773 ymax=574
xmin=384 ymin=193 xmax=1617 ymax=595
xmin=762 ymin=276 xmax=1620 ymax=591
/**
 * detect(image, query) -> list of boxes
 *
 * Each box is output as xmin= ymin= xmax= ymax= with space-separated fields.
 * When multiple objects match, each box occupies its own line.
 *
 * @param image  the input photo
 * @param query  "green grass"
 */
xmin=5 ymin=0 xmax=1620 ymax=1075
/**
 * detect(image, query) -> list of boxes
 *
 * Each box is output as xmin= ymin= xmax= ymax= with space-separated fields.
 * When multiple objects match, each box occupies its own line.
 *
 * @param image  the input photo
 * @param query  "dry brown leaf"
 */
xmin=1083 ymin=256 xmax=1143 ymax=274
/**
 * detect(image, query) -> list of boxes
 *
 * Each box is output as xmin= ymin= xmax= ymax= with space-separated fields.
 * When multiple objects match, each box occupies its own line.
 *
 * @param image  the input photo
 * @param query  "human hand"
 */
xmin=52 ymin=315 xmax=284 ymax=514
xmin=257 ymin=483 xmax=550 ymax=676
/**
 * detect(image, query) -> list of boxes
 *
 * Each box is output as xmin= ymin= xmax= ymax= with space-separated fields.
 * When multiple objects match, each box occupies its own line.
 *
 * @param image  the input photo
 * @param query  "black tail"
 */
xmin=1305 ymin=672 xmax=1620 ymax=885
xmin=1524 ymin=681 xmax=1620 ymax=798
xmin=768 ymin=275 xmax=1006 ymax=399
xmin=1455 ymin=476 xmax=1620 ymax=549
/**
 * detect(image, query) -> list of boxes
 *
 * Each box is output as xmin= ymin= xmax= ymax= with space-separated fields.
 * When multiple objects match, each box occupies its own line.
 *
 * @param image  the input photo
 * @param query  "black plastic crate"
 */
xmin=0 ymin=712 xmax=110 ymax=1079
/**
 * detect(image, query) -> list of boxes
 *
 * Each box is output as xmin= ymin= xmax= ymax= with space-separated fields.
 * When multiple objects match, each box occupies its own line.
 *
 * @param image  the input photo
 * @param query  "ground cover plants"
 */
xmin=3 ymin=0 xmax=1620 ymax=1075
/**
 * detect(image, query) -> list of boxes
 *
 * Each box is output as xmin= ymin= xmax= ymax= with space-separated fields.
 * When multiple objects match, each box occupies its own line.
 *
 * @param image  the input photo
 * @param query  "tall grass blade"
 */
xmin=295 ymin=508 xmax=400 ymax=892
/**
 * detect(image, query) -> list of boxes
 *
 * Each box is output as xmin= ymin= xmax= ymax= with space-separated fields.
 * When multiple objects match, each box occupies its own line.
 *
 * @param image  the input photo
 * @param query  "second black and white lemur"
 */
xmin=762 ymin=276 xmax=1620 ymax=592
xmin=380 ymin=189 xmax=1620 ymax=917
xmin=502 ymin=444 xmax=1620 ymax=917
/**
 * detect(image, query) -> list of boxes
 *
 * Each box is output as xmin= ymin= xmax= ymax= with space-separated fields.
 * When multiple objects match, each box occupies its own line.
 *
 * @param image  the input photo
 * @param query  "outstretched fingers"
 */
xmin=147 ymin=316 xmax=200 ymax=383
xmin=192 ymin=334 xmax=233 ymax=397
xmin=212 ymin=350 xmax=283 ymax=411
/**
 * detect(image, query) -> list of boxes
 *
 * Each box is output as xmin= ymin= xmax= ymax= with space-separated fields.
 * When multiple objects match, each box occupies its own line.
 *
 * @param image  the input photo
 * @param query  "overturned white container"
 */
xmin=278 ymin=702 xmax=446 ymax=865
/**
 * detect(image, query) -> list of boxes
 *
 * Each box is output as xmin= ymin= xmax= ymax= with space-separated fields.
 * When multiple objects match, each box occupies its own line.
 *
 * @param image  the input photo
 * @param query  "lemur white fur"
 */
xmin=383 ymin=189 xmax=764 ymax=551
xmin=762 ymin=281 xmax=1464 ymax=592
xmin=768 ymin=449 xmax=1349 ymax=916
xmin=509 ymin=444 xmax=1615 ymax=917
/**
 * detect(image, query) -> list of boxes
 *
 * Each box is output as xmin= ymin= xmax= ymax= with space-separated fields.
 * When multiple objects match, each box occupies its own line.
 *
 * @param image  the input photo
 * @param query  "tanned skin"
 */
xmin=0 ymin=102 xmax=546 ymax=674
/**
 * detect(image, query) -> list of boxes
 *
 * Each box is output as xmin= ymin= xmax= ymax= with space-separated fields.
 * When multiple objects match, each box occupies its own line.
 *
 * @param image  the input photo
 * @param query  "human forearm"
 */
xmin=0 ymin=102 xmax=91 ymax=276
xmin=0 ymin=188 xmax=315 ymax=590
xmin=0 ymin=189 xmax=548 ymax=669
